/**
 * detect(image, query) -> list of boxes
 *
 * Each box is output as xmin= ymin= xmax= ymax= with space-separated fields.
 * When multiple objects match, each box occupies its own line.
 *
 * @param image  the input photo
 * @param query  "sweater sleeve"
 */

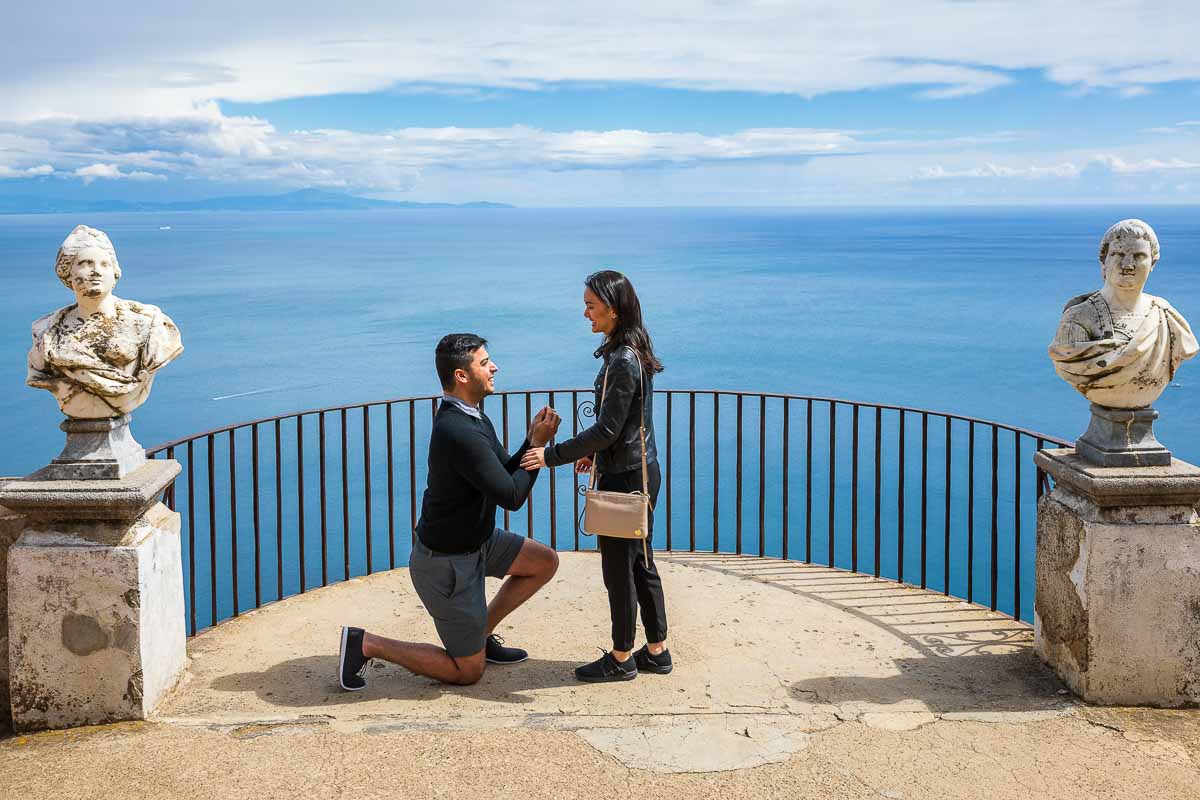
xmin=503 ymin=437 xmax=533 ymax=474
xmin=544 ymin=351 xmax=639 ymax=467
xmin=453 ymin=427 xmax=538 ymax=511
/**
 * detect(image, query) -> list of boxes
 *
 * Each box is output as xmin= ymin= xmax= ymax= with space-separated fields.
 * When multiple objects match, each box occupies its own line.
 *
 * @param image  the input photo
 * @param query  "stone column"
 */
xmin=0 ymin=459 xmax=185 ymax=732
xmin=1034 ymin=448 xmax=1200 ymax=707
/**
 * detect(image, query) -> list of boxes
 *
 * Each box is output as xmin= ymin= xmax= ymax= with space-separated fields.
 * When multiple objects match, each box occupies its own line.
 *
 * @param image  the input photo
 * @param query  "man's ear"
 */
xmin=454 ymin=368 xmax=469 ymax=386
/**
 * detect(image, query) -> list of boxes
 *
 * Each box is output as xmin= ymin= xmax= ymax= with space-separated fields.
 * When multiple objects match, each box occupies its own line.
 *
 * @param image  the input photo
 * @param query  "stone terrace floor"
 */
xmin=3 ymin=552 xmax=1199 ymax=799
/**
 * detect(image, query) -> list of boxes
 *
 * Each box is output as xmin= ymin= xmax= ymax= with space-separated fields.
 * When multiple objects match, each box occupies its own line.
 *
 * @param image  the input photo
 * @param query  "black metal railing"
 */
xmin=147 ymin=390 xmax=1069 ymax=636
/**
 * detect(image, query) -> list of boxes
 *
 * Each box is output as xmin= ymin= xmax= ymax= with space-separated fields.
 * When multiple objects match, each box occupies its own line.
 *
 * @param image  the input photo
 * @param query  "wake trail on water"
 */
xmin=211 ymin=383 xmax=326 ymax=401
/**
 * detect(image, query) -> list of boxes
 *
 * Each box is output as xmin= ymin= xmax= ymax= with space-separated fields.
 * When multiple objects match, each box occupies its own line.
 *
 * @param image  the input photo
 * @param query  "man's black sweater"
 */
xmin=415 ymin=402 xmax=539 ymax=554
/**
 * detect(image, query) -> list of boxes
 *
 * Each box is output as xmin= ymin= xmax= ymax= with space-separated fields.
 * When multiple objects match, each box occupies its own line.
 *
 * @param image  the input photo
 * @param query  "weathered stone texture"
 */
xmin=7 ymin=504 xmax=186 ymax=732
xmin=0 ymin=490 xmax=24 ymax=731
xmin=1035 ymin=450 xmax=1200 ymax=707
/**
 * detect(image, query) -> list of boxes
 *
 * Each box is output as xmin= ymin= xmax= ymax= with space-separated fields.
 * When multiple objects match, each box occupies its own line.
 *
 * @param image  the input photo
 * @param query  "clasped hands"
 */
xmin=527 ymin=406 xmax=562 ymax=448
xmin=521 ymin=406 xmax=591 ymax=473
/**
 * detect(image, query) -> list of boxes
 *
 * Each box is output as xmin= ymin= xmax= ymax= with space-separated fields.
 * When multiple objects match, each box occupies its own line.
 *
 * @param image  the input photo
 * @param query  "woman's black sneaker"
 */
xmin=634 ymin=644 xmax=673 ymax=675
xmin=485 ymin=634 xmax=528 ymax=664
xmin=338 ymin=626 xmax=371 ymax=691
xmin=575 ymin=651 xmax=637 ymax=683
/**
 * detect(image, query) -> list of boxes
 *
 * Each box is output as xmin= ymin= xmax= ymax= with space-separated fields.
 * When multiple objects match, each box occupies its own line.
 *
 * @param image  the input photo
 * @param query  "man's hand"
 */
xmin=528 ymin=406 xmax=561 ymax=447
xmin=574 ymin=456 xmax=593 ymax=474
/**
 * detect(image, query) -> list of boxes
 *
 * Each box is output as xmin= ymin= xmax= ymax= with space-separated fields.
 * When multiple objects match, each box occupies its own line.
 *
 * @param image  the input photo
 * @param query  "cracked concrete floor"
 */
xmin=2 ymin=552 xmax=1198 ymax=798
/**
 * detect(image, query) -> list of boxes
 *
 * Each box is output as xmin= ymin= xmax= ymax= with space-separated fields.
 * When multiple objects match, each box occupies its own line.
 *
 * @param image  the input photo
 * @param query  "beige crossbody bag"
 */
xmin=580 ymin=346 xmax=653 ymax=560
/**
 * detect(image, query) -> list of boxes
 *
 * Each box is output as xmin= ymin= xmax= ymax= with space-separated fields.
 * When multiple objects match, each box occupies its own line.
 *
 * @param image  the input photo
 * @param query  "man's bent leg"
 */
xmin=361 ymin=634 xmax=486 ymax=685
xmin=486 ymin=537 xmax=559 ymax=635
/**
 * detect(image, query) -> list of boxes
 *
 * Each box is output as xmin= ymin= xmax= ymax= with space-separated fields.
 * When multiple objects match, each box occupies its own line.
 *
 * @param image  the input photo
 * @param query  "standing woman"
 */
xmin=521 ymin=270 xmax=672 ymax=682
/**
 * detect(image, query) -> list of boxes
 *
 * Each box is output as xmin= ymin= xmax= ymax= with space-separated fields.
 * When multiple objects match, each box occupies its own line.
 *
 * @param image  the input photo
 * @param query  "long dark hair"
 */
xmin=586 ymin=270 xmax=664 ymax=374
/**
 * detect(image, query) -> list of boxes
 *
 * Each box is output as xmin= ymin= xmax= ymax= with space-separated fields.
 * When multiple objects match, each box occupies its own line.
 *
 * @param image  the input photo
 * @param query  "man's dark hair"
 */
xmin=435 ymin=333 xmax=488 ymax=391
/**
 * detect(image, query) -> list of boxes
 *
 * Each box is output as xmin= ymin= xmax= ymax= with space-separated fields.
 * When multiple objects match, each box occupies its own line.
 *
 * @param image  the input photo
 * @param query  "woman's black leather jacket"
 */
xmin=543 ymin=346 xmax=657 ymax=475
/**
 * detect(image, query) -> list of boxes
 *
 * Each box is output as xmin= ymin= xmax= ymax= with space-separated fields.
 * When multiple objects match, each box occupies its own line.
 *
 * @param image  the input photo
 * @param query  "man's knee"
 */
xmin=453 ymin=653 xmax=486 ymax=685
xmin=539 ymin=545 xmax=560 ymax=578
xmin=512 ymin=539 xmax=559 ymax=579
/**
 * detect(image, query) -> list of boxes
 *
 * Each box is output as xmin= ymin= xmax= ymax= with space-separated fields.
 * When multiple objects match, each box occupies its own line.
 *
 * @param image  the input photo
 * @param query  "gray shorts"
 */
xmin=409 ymin=528 xmax=526 ymax=657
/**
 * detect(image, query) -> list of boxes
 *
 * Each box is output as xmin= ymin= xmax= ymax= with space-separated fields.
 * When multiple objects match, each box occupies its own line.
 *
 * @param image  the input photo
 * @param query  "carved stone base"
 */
xmin=39 ymin=415 xmax=147 ymax=481
xmin=1075 ymin=404 xmax=1171 ymax=467
xmin=6 ymin=503 xmax=187 ymax=732
xmin=1034 ymin=448 xmax=1200 ymax=707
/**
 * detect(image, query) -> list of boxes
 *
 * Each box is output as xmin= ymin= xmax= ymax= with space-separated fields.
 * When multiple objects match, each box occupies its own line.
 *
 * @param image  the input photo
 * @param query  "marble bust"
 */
xmin=1049 ymin=219 xmax=1197 ymax=409
xmin=1048 ymin=219 xmax=1197 ymax=466
xmin=27 ymin=225 xmax=183 ymax=419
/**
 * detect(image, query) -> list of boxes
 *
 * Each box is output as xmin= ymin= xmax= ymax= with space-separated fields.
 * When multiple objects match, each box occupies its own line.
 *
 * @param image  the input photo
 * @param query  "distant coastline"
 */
xmin=0 ymin=188 xmax=514 ymax=215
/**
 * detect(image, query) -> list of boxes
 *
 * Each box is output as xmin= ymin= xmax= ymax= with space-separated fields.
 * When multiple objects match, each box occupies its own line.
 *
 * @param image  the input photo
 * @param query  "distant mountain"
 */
xmin=0 ymin=189 xmax=514 ymax=214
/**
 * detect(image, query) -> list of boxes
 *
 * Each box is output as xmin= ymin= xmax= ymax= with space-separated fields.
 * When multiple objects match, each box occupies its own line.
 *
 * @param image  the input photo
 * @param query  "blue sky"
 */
xmin=2 ymin=1 xmax=1199 ymax=206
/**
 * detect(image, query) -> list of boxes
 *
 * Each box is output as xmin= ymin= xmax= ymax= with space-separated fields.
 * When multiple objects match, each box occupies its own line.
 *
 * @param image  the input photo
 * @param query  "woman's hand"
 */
xmin=521 ymin=446 xmax=547 ymax=472
xmin=574 ymin=456 xmax=593 ymax=474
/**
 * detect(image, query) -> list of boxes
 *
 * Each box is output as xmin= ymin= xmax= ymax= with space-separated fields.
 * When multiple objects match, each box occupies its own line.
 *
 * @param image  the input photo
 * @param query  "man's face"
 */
xmin=457 ymin=347 xmax=497 ymax=397
xmin=69 ymin=246 xmax=118 ymax=299
xmin=1102 ymin=234 xmax=1155 ymax=292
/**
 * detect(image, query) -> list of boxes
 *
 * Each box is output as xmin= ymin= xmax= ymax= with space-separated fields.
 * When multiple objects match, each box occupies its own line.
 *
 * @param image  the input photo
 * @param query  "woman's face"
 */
xmin=584 ymin=287 xmax=617 ymax=335
xmin=69 ymin=246 xmax=118 ymax=300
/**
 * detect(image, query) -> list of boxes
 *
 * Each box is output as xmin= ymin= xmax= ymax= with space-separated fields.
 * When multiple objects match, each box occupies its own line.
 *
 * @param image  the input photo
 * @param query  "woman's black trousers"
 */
xmin=596 ymin=462 xmax=668 ymax=651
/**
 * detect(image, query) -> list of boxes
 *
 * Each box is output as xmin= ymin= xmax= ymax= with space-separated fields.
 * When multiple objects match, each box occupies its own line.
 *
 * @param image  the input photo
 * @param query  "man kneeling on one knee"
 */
xmin=339 ymin=333 xmax=560 ymax=689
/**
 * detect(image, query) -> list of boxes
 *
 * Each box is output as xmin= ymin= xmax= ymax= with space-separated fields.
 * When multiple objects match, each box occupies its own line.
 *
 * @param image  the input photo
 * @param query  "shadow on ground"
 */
xmin=790 ymin=649 xmax=1066 ymax=713
xmin=663 ymin=552 xmax=1069 ymax=714
xmin=209 ymin=655 xmax=586 ymax=707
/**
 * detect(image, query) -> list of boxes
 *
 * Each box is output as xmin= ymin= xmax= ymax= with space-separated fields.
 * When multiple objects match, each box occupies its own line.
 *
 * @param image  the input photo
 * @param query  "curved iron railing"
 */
xmin=147 ymin=390 xmax=1069 ymax=636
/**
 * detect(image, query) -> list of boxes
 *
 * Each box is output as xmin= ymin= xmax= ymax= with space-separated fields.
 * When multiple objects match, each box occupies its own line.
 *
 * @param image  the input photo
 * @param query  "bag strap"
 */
xmin=587 ymin=360 xmax=611 ymax=492
xmin=589 ymin=346 xmax=650 ymax=505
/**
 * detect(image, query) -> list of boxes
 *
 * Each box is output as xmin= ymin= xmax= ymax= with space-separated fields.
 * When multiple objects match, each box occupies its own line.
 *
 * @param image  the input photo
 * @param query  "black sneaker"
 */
xmin=634 ymin=644 xmax=673 ymax=674
xmin=485 ymin=634 xmax=528 ymax=664
xmin=575 ymin=651 xmax=637 ymax=683
xmin=338 ymin=626 xmax=371 ymax=691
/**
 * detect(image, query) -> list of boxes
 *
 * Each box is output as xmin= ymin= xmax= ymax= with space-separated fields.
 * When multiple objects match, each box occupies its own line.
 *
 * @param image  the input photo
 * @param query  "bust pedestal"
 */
xmin=1034 ymin=448 xmax=1200 ymax=707
xmin=0 ymin=459 xmax=185 ymax=732
xmin=40 ymin=414 xmax=147 ymax=481
xmin=1075 ymin=404 xmax=1172 ymax=467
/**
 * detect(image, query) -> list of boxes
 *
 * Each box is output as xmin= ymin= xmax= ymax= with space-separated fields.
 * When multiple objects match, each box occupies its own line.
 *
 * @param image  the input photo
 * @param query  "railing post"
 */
xmin=736 ymin=394 xmax=743 ymax=555
xmin=828 ymin=401 xmax=836 ymax=568
xmin=297 ymin=416 xmax=306 ymax=593
xmin=712 ymin=392 xmax=719 ymax=552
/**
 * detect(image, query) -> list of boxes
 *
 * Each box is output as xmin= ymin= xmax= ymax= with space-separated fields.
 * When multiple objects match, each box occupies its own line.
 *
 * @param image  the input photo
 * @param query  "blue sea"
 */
xmin=1 ymin=207 xmax=1198 ymax=627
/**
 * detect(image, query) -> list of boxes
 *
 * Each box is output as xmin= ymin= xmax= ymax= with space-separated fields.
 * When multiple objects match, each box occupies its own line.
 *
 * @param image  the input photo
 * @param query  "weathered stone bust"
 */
xmin=1048 ymin=218 xmax=1198 ymax=465
xmin=1049 ymin=219 xmax=1196 ymax=408
xmin=27 ymin=225 xmax=183 ymax=419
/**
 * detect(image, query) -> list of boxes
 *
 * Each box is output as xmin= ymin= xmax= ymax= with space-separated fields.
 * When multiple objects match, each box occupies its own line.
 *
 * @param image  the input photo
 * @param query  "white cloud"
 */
xmin=6 ymin=103 xmax=1198 ymax=201
xmin=1090 ymin=154 xmax=1200 ymax=173
xmin=1142 ymin=121 xmax=1200 ymax=135
xmin=2 ymin=2 xmax=1198 ymax=123
xmin=1119 ymin=86 xmax=1151 ymax=98
xmin=0 ymin=114 xmax=873 ymax=190
xmin=917 ymin=162 xmax=1081 ymax=180
xmin=73 ymin=163 xmax=167 ymax=183
xmin=0 ymin=163 xmax=53 ymax=178
xmin=917 ymin=154 xmax=1200 ymax=181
